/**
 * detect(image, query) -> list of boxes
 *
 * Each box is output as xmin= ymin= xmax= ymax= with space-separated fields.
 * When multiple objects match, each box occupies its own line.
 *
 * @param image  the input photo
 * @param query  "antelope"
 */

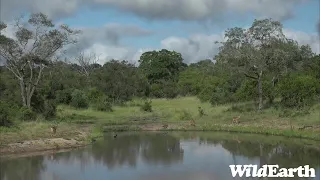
xmin=190 ymin=120 xmax=196 ymax=127
xmin=232 ymin=116 xmax=240 ymax=124
xmin=50 ymin=126 xmax=57 ymax=135
xmin=162 ymin=124 xmax=168 ymax=129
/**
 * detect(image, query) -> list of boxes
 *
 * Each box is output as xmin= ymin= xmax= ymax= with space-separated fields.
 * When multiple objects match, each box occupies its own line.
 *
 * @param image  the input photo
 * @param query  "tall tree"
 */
xmin=93 ymin=60 xmax=148 ymax=103
xmin=139 ymin=49 xmax=185 ymax=83
xmin=75 ymin=51 xmax=100 ymax=77
xmin=0 ymin=13 xmax=80 ymax=108
xmin=215 ymin=19 xmax=301 ymax=110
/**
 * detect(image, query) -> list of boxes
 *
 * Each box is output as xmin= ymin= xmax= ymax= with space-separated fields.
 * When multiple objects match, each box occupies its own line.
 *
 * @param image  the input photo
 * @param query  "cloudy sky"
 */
xmin=0 ymin=0 xmax=319 ymax=64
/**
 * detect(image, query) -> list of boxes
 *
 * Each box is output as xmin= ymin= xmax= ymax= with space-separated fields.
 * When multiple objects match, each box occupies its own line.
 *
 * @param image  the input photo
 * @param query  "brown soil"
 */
xmin=139 ymin=123 xmax=183 ymax=131
xmin=0 ymin=137 xmax=90 ymax=158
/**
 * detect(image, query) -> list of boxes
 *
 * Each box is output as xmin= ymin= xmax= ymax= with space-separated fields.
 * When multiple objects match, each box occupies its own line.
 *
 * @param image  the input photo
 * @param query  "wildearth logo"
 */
xmin=229 ymin=165 xmax=316 ymax=178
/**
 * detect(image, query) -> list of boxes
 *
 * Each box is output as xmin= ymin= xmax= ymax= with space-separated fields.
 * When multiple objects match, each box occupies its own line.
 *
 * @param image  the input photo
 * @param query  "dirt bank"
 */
xmin=0 ymin=137 xmax=90 ymax=158
xmin=1 ymin=123 xmax=319 ymax=158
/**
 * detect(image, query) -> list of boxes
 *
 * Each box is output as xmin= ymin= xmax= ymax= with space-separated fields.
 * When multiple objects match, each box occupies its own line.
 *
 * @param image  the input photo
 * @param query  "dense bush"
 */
xmin=87 ymin=87 xmax=104 ymax=103
xmin=141 ymin=100 xmax=152 ymax=112
xmin=93 ymin=96 xmax=113 ymax=112
xmin=19 ymin=106 xmax=37 ymax=121
xmin=55 ymin=89 xmax=72 ymax=105
xmin=178 ymin=109 xmax=192 ymax=120
xmin=30 ymin=91 xmax=45 ymax=113
xmin=209 ymin=87 xmax=234 ymax=105
xmin=196 ymin=76 xmax=231 ymax=105
xmin=0 ymin=101 xmax=13 ymax=127
xmin=278 ymin=74 xmax=319 ymax=108
xmin=178 ymin=68 xmax=203 ymax=96
xmin=162 ymin=81 xmax=179 ymax=99
xmin=70 ymin=89 xmax=89 ymax=109
xmin=235 ymin=80 xmax=257 ymax=101
xmin=42 ymin=100 xmax=57 ymax=119
xmin=150 ymin=81 xmax=178 ymax=99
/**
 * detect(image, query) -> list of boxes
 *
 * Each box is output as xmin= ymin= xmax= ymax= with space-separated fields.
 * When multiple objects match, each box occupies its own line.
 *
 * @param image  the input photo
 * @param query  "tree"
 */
xmin=93 ymin=60 xmax=148 ymax=103
xmin=0 ymin=13 xmax=80 ymax=108
xmin=75 ymin=51 xmax=100 ymax=77
xmin=215 ymin=19 xmax=301 ymax=110
xmin=178 ymin=59 xmax=216 ymax=96
xmin=278 ymin=74 xmax=319 ymax=109
xmin=139 ymin=49 xmax=186 ymax=83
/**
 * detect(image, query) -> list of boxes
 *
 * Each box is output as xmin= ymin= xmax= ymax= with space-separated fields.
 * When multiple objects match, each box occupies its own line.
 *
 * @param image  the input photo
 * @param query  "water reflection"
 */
xmin=1 ymin=132 xmax=319 ymax=180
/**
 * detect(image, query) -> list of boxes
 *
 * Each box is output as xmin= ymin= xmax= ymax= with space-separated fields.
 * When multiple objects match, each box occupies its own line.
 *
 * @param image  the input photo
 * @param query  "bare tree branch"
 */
xmin=0 ymin=13 xmax=80 ymax=107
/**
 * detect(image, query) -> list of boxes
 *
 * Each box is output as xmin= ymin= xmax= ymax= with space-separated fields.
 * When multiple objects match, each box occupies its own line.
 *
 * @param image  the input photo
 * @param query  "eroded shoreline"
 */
xmin=1 ymin=123 xmax=319 ymax=158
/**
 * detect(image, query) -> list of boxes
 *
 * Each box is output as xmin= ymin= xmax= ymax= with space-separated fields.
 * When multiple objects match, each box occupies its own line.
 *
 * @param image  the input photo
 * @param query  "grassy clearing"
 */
xmin=0 ymin=122 xmax=92 ymax=146
xmin=1 ymin=96 xmax=319 ymax=148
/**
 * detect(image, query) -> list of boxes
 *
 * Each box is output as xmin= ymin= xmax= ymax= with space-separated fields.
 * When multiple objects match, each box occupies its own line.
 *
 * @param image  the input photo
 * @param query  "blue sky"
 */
xmin=1 ymin=0 xmax=319 ymax=64
xmin=61 ymin=1 xmax=319 ymax=48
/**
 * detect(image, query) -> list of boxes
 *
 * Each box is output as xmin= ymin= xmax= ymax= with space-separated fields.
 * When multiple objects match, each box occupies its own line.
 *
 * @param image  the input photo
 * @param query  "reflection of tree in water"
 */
xmin=49 ymin=150 xmax=92 ymax=171
xmin=201 ymin=137 xmax=320 ymax=170
xmin=90 ymin=134 xmax=141 ymax=169
xmin=141 ymin=134 xmax=184 ymax=165
xmin=90 ymin=133 xmax=183 ymax=169
xmin=267 ymin=145 xmax=320 ymax=168
xmin=0 ymin=156 xmax=45 ymax=180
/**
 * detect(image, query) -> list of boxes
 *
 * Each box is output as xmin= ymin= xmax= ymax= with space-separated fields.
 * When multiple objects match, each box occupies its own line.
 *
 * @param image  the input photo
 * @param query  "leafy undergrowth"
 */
xmin=1 ymin=97 xmax=320 ymax=147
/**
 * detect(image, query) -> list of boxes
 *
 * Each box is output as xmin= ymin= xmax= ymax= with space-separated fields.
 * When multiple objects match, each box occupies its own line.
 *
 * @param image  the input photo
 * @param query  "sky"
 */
xmin=0 ymin=0 xmax=319 ymax=64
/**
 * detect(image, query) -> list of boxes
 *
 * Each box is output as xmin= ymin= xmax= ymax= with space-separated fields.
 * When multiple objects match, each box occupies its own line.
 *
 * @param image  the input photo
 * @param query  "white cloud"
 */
xmin=0 ymin=0 xmax=309 ymax=22
xmin=54 ymin=28 xmax=320 ymax=65
xmin=161 ymin=33 xmax=224 ymax=63
xmin=82 ymin=44 xmax=153 ymax=65
xmin=160 ymin=28 xmax=319 ymax=63
xmin=283 ymin=29 xmax=320 ymax=54
xmin=1 ymin=16 xmax=318 ymax=66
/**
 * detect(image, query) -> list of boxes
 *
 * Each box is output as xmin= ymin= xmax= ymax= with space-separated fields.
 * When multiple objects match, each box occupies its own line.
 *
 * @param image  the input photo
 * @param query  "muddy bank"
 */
xmin=1 ymin=123 xmax=319 ymax=157
xmin=0 ymin=137 xmax=90 ymax=158
xmin=0 ymin=146 xmax=88 ymax=160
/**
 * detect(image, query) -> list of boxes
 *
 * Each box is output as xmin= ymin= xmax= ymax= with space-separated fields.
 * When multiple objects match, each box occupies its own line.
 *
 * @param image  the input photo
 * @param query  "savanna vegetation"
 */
xmin=0 ymin=13 xmax=319 ymax=153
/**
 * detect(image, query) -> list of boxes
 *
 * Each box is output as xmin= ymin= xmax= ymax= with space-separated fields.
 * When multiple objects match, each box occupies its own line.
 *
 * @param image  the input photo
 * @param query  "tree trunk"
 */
xmin=26 ymin=92 xmax=32 ymax=108
xmin=257 ymin=71 xmax=263 ymax=110
xmin=19 ymin=79 xmax=27 ymax=107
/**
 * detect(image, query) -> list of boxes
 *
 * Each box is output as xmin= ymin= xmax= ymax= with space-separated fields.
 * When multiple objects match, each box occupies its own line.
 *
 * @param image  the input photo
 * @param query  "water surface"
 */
xmin=1 ymin=132 xmax=320 ymax=180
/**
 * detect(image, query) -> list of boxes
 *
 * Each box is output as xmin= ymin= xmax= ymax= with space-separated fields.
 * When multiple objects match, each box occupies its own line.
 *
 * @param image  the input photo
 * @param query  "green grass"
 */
xmin=1 ymin=96 xmax=320 ymax=147
xmin=58 ymin=96 xmax=320 ymax=139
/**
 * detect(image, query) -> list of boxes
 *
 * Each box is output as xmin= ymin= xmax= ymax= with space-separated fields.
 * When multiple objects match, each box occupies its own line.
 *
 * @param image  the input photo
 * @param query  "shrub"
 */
xmin=150 ymin=83 xmax=164 ymax=98
xmin=93 ymin=96 xmax=113 ymax=112
xmin=179 ymin=109 xmax=192 ymax=120
xmin=55 ymin=89 xmax=72 ymax=105
xmin=70 ymin=89 xmax=89 ymax=109
xmin=150 ymin=81 xmax=178 ymax=99
xmin=278 ymin=74 xmax=319 ymax=109
xmin=87 ymin=88 xmax=104 ymax=103
xmin=31 ymin=91 xmax=45 ymax=113
xmin=43 ymin=100 xmax=57 ymax=119
xmin=198 ymin=106 xmax=205 ymax=117
xmin=235 ymin=78 xmax=277 ymax=105
xmin=19 ymin=106 xmax=37 ymax=121
xmin=0 ymin=101 xmax=13 ymax=127
xmin=162 ymin=81 xmax=179 ymax=99
xmin=141 ymin=100 xmax=152 ymax=112
xmin=226 ymin=103 xmax=256 ymax=113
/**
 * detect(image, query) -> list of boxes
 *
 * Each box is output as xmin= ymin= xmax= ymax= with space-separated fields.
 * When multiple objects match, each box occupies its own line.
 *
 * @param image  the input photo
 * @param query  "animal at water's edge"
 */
xmin=113 ymin=133 xmax=117 ymax=138
xmin=232 ymin=116 xmax=240 ymax=124
xmin=190 ymin=120 xmax=196 ymax=127
xmin=162 ymin=124 xmax=168 ymax=129
xmin=50 ymin=126 xmax=57 ymax=135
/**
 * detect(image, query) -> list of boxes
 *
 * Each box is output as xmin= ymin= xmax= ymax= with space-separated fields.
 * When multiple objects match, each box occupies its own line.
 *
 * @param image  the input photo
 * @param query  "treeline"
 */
xmin=0 ymin=14 xmax=319 ymax=127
